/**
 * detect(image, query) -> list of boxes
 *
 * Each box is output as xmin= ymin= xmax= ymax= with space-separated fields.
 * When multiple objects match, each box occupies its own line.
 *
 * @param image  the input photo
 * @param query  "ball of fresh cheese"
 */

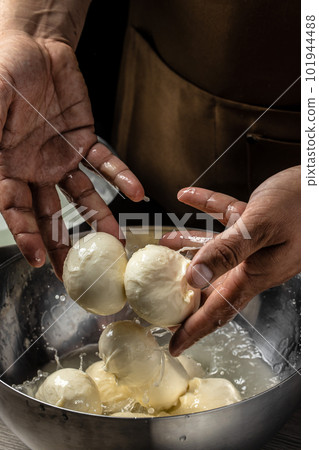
xmin=170 ymin=377 xmax=241 ymax=415
xmin=98 ymin=321 xmax=162 ymax=387
xmin=124 ymin=245 xmax=200 ymax=326
xmin=35 ymin=368 xmax=102 ymax=414
xmin=137 ymin=352 xmax=189 ymax=411
xmin=177 ymin=355 xmax=205 ymax=379
xmin=86 ymin=361 xmax=135 ymax=413
xmin=63 ymin=232 xmax=127 ymax=315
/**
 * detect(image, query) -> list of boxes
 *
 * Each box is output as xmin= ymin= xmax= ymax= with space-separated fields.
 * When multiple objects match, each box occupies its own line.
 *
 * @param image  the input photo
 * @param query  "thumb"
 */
xmin=187 ymin=215 xmax=265 ymax=289
xmin=169 ymin=263 xmax=259 ymax=356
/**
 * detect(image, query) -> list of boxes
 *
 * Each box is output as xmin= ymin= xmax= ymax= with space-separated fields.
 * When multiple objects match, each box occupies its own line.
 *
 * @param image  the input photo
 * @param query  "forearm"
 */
xmin=0 ymin=0 xmax=91 ymax=49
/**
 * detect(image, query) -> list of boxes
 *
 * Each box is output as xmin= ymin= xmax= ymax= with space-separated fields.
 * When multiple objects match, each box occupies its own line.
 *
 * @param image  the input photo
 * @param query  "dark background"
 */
xmin=76 ymin=0 xmax=130 ymax=144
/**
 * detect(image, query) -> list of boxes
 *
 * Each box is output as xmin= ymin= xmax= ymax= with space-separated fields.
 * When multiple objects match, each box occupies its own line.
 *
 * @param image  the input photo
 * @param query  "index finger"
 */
xmin=160 ymin=229 xmax=215 ymax=251
xmin=177 ymin=188 xmax=247 ymax=226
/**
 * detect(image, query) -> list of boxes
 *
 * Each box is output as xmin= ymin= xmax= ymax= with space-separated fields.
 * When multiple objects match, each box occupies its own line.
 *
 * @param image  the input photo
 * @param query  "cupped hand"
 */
xmin=0 ymin=32 xmax=144 ymax=278
xmin=161 ymin=166 xmax=300 ymax=356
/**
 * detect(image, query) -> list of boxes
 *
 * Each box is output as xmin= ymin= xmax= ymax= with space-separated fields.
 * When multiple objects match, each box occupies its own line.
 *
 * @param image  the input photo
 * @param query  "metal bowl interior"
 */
xmin=0 ymin=228 xmax=301 ymax=450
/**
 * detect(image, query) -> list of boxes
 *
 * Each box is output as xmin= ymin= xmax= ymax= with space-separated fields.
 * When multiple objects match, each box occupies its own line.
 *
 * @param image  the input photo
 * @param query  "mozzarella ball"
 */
xmin=36 ymin=368 xmax=102 ymax=414
xmin=170 ymin=377 xmax=241 ymax=415
xmin=86 ymin=361 xmax=136 ymax=413
xmin=177 ymin=355 xmax=205 ymax=379
xmin=124 ymin=245 xmax=200 ymax=326
xmin=98 ymin=321 xmax=162 ymax=387
xmin=63 ymin=232 xmax=127 ymax=315
xmin=137 ymin=353 xmax=189 ymax=411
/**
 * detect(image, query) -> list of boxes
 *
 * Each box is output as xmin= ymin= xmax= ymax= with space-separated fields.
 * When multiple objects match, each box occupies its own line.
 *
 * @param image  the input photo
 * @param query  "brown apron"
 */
xmin=112 ymin=0 xmax=300 ymax=214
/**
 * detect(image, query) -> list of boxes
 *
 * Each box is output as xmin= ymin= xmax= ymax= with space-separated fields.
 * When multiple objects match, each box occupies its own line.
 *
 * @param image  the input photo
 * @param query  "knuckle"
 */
xmin=204 ymin=193 xmax=216 ymax=211
xmin=202 ymin=300 xmax=236 ymax=328
xmin=114 ymin=168 xmax=130 ymax=182
xmin=216 ymin=308 xmax=237 ymax=327
xmin=202 ymin=302 xmax=217 ymax=322
xmin=214 ymin=242 xmax=239 ymax=270
xmin=95 ymin=208 xmax=113 ymax=222
xmin=74 ymin=187 xmax=96 ymax=203
xmin=227 ymin=199 xmax=238 ymax=212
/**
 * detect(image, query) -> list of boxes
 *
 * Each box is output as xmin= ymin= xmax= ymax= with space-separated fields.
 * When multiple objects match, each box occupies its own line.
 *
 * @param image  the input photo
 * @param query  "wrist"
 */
xmin=0 ymin=0 xmax=91 ymax=49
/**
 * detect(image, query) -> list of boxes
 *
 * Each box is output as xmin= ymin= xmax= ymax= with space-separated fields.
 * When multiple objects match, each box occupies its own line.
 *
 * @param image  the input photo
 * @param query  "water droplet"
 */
xmin=79 ymin=353 xmax=87 ymax=371
xmin=47 ymin=347 xmax=63 ymax=369
xmin=60 ymin=295 xmax=66 ymax=302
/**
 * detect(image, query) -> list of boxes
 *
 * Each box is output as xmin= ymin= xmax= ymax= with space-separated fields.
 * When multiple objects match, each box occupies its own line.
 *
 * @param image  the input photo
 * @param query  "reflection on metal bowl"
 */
xmin=0 ymin=229 xmax=300 ymax=450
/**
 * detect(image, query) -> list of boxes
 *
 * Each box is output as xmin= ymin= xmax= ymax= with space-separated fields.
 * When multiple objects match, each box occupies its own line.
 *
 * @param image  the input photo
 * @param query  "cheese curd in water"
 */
xmin=124 ymin=245 xmax=200 ymax=326
xmin=63 ymin=232 xmax=127 ymax=315
xmin=170 ymin=377 xmax=241 ymax=415
xmin=98 ymin=321 xmax=191 ymax=411
xmin=36 ymin=368 xmax=102 ymax=414
xmin=98 ymin=321 xmax=162 ymax=387
xmin=177 ymin=355 xmax=205 ymax=379
xmin=86 ymin=361 xmax=135 ymax=414
xmin=137 ymin=352 xmax=189 ymax=411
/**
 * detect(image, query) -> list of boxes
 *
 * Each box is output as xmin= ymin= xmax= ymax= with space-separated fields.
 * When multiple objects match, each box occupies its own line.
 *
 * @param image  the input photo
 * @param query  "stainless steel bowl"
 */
xmin=0 ymin=230 xmax=300 ymax=450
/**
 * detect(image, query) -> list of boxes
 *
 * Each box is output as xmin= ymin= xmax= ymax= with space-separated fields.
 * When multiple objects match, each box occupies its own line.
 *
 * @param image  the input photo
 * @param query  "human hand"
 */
xmin=161 ymin=166 xmax=300 ymax=356
xmin=0 ymin=32 xmax=144 ymax=278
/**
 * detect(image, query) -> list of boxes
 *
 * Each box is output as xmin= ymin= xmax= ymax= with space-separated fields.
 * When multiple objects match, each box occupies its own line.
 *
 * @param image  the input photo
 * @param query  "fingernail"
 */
xmin=34 ymin=248 xmax=46 ymax=266
xmin=170 ymin=347 xmax=182 ymax=357
xmin=169 ymin=340 xmax=183 ymax=357
xmin=177 ymin=188 xmax=195 ymax=200
xmin=191 ymin=264 xmax=213 ymax=289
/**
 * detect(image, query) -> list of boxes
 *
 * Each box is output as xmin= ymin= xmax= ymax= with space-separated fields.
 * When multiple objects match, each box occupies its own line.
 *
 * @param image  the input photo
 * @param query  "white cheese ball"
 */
xmin=35 ymin=368 xmax=102 ymax=414
xmin=86 ymin=361 xmax=136 ymax=413
xmin=137 ymin=352 xmax=189 ymax=411
xmin=124 ymin=245 xmax=200 ymax=326
xmin=63 ymin=232 xmax=127 ymax=315
xmin=177 ymin=355 xmax=205 ymax=379
xmin=98 ymin=321 xmax=162 ymax=388
xmin=170 ymin=377 xmax=241 ymax=415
